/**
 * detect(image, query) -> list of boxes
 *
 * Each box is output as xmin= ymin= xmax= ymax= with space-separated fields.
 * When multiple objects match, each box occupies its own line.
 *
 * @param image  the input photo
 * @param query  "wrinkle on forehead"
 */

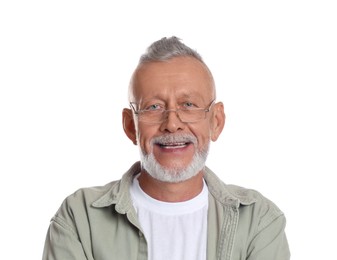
xmin=128 ymin=57 xmax=216 ymax=103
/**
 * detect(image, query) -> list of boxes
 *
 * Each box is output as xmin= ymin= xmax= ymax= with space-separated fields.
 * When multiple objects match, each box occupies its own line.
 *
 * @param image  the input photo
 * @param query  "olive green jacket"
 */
xmin=43 ymin=162 xmax=290 ymax=260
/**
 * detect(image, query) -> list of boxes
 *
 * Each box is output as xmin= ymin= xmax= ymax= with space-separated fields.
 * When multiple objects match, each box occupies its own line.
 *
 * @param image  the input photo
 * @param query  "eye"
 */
xmin=182 ymin=102 xmax=196 ymax=109
xmin=145 ymin=104 xmax=163 ymax=111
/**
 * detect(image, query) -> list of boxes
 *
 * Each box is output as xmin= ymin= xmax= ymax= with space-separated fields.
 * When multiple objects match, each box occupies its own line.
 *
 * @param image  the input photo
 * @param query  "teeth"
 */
xmin=160 ymin=142 xmax=187 ymax=148
xmin=163 ymin=144 xmax=186 ymax=149
xmin=164 ymin=142 xmax=185 ymax=146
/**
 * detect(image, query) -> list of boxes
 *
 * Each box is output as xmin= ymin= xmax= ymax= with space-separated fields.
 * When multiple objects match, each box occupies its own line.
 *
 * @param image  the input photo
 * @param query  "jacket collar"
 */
xmin=204 ymin=167 xmax=257 ymax=207
xmin=92 ymin=162 xmax=140 ymax=212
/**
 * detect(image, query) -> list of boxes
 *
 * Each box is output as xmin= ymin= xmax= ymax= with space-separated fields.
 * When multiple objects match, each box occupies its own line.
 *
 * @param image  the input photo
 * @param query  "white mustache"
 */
xmin=152 ymin=134 xmax=197 ymax=145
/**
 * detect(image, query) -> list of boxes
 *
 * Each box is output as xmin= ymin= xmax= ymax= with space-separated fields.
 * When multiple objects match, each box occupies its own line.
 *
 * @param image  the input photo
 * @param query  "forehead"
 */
xmin=130 ymin=57 xmax=214 ymax=103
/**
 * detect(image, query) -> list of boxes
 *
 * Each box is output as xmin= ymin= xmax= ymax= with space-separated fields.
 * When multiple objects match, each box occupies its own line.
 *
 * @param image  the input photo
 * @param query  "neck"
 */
xmin=137 ymin=170 xmax=204 ymax=202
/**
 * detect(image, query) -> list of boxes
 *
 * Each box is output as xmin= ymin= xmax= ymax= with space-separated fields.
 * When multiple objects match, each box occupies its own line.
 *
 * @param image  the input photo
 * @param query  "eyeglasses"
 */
xmin=129 ymin=100 xmax=215 ymax=124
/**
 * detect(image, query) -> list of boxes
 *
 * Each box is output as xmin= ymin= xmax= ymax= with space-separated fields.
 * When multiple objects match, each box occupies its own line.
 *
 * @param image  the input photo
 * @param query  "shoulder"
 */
xmin=64 ymin=181 xmax=118 ymax=207
xmin=227 ymin=184 xmax=284 ymax=223
xmin=228 ymin=184 xmax=282 ymax=209
xmin=54 ymin=162 xmax=141 ymax=221
xmin=205 ymin=167 xmax=285 ymax=226
xmin=52 ymin=181 xmax=119 ymax=225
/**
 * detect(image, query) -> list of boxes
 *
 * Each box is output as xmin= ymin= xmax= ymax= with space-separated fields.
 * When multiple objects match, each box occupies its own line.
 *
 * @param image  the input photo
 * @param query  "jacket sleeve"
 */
xmin=42 ymin=215 xmax=88 ymax=260
xmin=246 ymin=214 xmax=290 ymax=260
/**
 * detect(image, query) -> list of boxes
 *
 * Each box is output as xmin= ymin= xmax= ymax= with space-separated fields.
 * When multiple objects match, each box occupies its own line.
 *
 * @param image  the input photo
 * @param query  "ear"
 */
xmin=210 ymin=102 xmax=225 ymax=141
xmin=122 ymin=108 xmax=137 ymax=145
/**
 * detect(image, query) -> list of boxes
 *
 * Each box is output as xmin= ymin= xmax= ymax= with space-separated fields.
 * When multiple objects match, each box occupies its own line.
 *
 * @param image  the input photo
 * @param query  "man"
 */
xmin=43 ymin=37 xmax=290 ymax=260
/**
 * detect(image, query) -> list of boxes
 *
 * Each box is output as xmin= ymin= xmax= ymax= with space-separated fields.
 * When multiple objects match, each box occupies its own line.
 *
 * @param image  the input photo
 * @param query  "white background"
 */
xmin=1 ymin=1 xmax=336 ymax=259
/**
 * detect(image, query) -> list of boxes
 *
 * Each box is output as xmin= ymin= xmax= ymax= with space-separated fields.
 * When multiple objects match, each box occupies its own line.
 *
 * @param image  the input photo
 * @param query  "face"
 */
xmin=123 ymin=57 xmax=225 ymax=182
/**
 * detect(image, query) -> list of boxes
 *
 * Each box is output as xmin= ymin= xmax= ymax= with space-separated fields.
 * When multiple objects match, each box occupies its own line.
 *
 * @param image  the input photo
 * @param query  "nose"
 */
xmin=159 ymin=109 xmax=185 ymax=133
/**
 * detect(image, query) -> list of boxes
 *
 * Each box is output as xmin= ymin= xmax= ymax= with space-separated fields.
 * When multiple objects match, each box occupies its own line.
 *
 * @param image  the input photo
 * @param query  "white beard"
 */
xmin=138 ymin=133 xmax=209 ymax=183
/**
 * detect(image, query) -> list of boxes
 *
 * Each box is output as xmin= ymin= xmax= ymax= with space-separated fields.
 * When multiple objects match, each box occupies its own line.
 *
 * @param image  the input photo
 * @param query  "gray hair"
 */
xmin=139 ymin=36 xmax=204 ymax=64
xmin=129 ymin=36 xmax=216 ymax=101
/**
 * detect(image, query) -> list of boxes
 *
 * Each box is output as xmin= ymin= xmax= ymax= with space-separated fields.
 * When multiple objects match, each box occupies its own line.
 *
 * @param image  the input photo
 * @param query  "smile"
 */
xmin=158 ymin=142 xmax=190 ymax=149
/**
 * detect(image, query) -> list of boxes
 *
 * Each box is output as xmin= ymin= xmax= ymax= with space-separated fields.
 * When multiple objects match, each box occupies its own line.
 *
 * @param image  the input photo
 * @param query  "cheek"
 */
xmin=137 ymin=125 xmax=158 ymax=153
xmin=198 ymin=135 xmax=211 ymax=150
xmin=189 ymin=124 xmax=212 ymax=149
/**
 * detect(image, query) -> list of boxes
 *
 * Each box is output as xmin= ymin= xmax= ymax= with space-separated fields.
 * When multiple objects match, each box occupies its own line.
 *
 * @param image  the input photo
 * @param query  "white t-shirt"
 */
xmin=130 ymin=175 xmax=209 ymax=260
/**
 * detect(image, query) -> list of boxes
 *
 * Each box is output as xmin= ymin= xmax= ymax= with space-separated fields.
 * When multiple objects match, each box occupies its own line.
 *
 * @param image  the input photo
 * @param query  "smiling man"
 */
xmin=125 ymin=55 xmax=222 ymax=199
xmin=43 ymin=37 xmax=290 ymax=260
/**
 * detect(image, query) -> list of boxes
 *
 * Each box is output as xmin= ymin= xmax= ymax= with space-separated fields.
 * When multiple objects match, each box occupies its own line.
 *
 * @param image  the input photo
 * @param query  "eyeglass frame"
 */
xmin=129 ymin=99 xmax=216 ymax=123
